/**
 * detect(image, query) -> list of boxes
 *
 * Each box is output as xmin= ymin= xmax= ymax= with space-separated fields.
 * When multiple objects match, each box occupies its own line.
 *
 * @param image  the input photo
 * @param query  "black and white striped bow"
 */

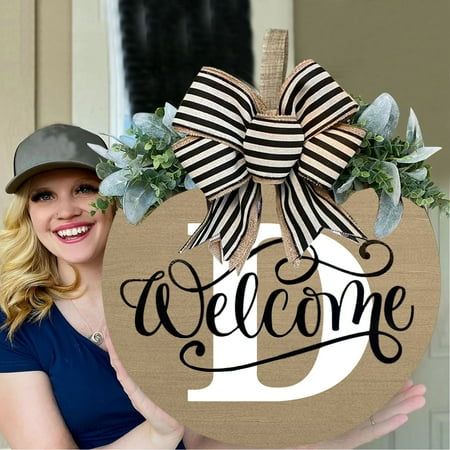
xmin=172 ymin=59 xmax=367 ymax=272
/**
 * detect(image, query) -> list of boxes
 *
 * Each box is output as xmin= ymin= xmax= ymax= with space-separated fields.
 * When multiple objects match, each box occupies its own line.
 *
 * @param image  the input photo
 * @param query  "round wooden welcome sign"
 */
xmin=102 ymin=186 xmax=440 ymax=447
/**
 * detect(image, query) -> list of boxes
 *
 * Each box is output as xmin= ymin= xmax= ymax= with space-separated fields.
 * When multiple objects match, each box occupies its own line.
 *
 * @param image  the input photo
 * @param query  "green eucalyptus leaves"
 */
xmin=333 ymin=93 xmax=448 ymax=238
xmin=88 ymin=103 xmax=194 ymax=224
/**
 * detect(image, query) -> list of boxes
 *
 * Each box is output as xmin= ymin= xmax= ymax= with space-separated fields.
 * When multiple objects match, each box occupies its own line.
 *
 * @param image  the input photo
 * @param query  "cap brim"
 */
xmin=5 ymin=161 xmax=98 ymax=194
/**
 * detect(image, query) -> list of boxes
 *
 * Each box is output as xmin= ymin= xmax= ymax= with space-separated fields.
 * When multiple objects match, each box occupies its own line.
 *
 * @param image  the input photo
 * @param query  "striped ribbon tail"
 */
xmin=180 ymin=180 xmax=262 ymax=272
xmin=276 ymin=170 xmax=367 ymax=263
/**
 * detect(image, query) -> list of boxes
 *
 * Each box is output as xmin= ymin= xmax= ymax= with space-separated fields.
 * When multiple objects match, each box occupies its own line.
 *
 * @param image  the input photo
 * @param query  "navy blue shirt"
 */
xmin=0 ymin=306 xmax=185 ymax=449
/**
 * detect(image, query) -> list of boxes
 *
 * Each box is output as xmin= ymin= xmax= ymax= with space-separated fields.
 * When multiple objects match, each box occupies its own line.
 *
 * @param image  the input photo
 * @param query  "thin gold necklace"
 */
xmin=70 ymin=299 xmax=106 ymax=346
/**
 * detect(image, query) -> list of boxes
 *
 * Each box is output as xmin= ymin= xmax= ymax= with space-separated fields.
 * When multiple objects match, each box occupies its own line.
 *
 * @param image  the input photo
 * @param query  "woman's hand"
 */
xmin=104 ymin=330 xmax=184 ymax=449
xmin=183 ymin=380 xmax=426 ymax=450
xmin=302 ymin=379 xmax=426 ymax=449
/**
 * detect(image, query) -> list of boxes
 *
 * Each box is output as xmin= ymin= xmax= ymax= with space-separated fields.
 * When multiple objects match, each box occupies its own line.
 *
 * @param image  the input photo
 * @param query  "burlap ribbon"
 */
xmin=172 ymin=31 xmax=367 ymax=272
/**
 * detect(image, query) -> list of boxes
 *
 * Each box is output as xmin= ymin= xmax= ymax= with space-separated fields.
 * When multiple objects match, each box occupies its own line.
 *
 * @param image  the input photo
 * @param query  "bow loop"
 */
xmin=174 ymin=136 xmax=250 ymax=200
xmin=174 ymin=67 xmax=263 ymax=151
xmin=298 ymin=123 xmax=365 ymax=188
xmin=279 ymin=60 xmax=359 ymax=139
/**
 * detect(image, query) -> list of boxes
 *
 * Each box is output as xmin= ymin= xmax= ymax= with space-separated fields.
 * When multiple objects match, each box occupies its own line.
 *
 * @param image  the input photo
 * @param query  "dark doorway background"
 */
xmin=118 ymin=0 xmax=254 ymax=114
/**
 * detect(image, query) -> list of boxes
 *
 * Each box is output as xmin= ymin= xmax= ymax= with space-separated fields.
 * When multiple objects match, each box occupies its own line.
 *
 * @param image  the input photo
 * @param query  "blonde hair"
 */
xmin=0 ymin=180 xmax=80 ymax=341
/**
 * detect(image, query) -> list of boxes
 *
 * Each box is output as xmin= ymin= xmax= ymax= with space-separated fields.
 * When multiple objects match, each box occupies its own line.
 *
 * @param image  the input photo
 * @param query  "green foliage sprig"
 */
xmin=88 ymin=103 xmax=195 ymax=224
xmin=333 ymin=93 xmax=449 ymax=238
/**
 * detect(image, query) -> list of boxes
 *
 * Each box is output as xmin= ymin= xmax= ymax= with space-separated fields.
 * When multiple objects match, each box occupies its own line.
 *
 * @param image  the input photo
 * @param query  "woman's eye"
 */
xmin=76 ymin=184 xmax=99 ymax=195
xmin=30 ymin=191 xmax=53 ymax=202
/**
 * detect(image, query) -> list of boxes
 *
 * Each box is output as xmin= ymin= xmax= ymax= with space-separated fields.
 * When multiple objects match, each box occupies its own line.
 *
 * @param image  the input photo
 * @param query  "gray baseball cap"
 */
xmin=5 ymin=123 xmax=107 ymax=194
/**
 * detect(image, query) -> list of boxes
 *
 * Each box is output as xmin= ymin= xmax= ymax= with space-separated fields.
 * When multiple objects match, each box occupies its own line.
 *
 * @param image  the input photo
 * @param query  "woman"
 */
xmin=0 ymin=124 xmax=184 ymax=449
xmin=0 ymin=124 xmax=426 ymax=449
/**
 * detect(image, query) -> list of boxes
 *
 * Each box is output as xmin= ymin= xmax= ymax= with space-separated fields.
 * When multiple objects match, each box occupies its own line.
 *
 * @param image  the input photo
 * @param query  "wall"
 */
xmin=0 ymin=0 xmax=71 ymax=215
xmin=0 ymin=1 xmax=35 ymax=217
xmin=0 ymin=0 xmax=35 ymax=440
xmin=72 ymin=0 xmax=109 ymax=136
xmin=0 ymin=1 xmax=72 ymax=447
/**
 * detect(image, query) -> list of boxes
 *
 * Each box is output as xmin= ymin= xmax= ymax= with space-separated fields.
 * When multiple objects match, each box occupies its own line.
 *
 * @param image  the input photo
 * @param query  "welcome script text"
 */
xmin=119 ymin=226 xmax=414 ymax=401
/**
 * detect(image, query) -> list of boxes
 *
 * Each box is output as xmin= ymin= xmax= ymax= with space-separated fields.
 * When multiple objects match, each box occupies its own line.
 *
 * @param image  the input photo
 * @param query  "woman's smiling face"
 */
xmin=27 ymin=168 xmax=114 ymax=266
